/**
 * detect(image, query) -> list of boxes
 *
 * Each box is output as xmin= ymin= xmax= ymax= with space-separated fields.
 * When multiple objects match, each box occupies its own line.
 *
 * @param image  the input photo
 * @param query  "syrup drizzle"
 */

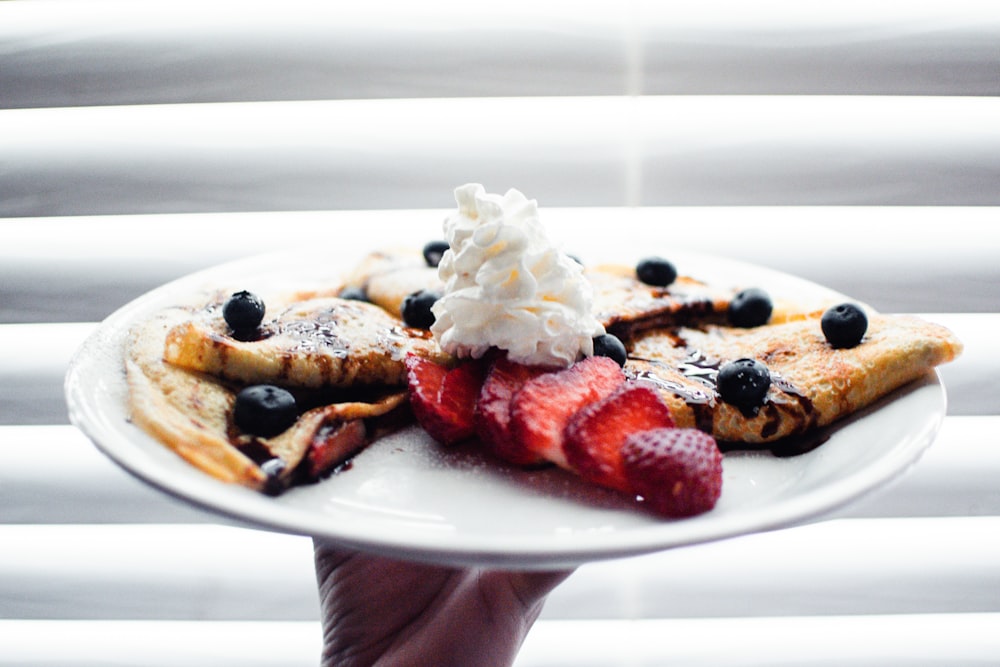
xmin=628 ymin=348 xmax=821 ymax=457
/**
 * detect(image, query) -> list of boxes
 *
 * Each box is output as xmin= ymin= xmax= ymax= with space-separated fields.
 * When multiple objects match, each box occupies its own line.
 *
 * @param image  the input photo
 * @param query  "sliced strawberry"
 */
xmin=303 ymin=419 xmax=367 ymax=481
xmin=563 ymin=383 xmax=675 ymax=492
xmin=620 ymin=427 xmax=723 ymax=518
xmin=405 ymin=354 xmax=485 ymax=445
xmin=475 ymin=355 xmax=554 ymax=466
xmin=509 ymin=355 xmax=625 ymax=468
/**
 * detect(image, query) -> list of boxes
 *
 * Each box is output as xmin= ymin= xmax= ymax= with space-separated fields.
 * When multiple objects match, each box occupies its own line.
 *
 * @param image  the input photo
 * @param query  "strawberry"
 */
xmin=563 ymin=383 xmax=674 ymax=492
xmin=404 ymin=354 xmax=485 ymax=445
xmin=620 ymin=427 xmax=723 ymax=518
xmin=475 ymin=355 xmax=553 ymax=466
xmin=303 ymin=419 xmax=367 ymax=481
xmin=509 ymin=355 xmax=625 ymax=468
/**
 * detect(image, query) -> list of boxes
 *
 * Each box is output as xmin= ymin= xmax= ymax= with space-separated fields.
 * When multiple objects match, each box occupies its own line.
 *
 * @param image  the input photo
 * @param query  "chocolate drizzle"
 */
xmin=236 ymin=440 xmax=288 ymax=495
xmin=628 ymin=346 xmax=822 ymax=457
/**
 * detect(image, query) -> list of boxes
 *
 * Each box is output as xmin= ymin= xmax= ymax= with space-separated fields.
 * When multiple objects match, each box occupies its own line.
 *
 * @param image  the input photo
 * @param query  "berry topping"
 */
xmin=401 ymin=289 xmax=440 ymax=329
xmin=422 ymin=240 xmax=450 ymax=268
xmin=728 ymin=287 xmax=773 ymax=328
xmin=223 ymin=290 xmax=265 ymax=337
xmin=338 ymin=286 xmax=368 ymax=302
xmin=621 ymin=427 xmax=723 ymax=518
xmin=592 ymin=333 xmax=628 ymax=367
xmin=716 ymin=358 xmax=771 ymax=416
xmin=303 ymin=420 xmax=367 ymax=482
xmin=509 ymin=356 xmax=625 ymax=466
xmin=233 ymin=384 xmax=298 ymax=438
xmin=405 ymin=355 xmax=485 ymax=446
xmin=563 ymin=384 xmax=675 ymax=492
xmin=636 ymin=257 xmax=678 ymax=287
xmin=821 ymin=302 xmax=868 ymax=349
xmin=475 ymin=356 xmax=552 ymax=466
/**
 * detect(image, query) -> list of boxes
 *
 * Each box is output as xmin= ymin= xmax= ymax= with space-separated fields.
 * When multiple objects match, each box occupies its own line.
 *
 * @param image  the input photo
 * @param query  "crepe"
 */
xmin=163 ymin=292 xmax=448 ymax=388
xmin=340 ymin=248 xmax=441 ymax=317
xmin=124 ymin=248 xmax=963 ymax=496
xmin=125 ymin=289 xmax=420 ymax=492
xmin=626 ymin=314 xmax=963 ymax=444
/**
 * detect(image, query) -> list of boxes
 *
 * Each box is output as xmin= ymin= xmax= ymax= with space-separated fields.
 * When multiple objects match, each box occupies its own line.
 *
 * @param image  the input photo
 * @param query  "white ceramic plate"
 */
xmin=65 ymin=249 xmax=946 ymax=569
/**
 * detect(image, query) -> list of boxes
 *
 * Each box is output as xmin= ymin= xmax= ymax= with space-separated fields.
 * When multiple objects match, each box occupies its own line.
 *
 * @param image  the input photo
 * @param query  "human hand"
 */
xmin=314 ymin=539 xmax=573 ymax=667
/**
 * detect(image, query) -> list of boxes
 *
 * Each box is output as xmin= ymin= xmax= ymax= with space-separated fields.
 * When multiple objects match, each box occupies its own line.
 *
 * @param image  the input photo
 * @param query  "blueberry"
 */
xmin=636 ymin=257 xmax=677 ymax=287
xmin=401 ymin=289 xmax=440 ymax=329
xmin=728 ymin=287 xmax=773 ymax=328
xmin=717 ymin=358 xmax=771 ymax=416
xmin=592 ymin=333 xmax=627 ymax=367
xmin=234 ymin=385 xmax=298 ymax=438
xmin=422 ymin=240 xmax=450 ymax=268
xmin=821 ymin=303 xmax=868 ymax=349
xmin=339 ymin=286 xmax=368 ymax=302
xmin=223 ymin=290 xmax=265 ymax=336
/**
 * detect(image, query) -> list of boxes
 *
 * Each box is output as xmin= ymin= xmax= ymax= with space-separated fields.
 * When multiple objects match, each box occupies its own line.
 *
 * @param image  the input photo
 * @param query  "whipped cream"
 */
xmin=430 ymin=183 xmax=605 ymax=367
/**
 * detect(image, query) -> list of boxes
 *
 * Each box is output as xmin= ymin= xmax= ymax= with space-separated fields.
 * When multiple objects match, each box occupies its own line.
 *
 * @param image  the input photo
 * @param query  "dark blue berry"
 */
xmin=401 ymin=289 xmax=440 ymax=329
xmin=339 ymin=286 xmax=368 ymax=302
xmin=593 ymin=333 xmax=627 ymax=367
xmin=223 ymin=291 xmax=265 ymax=336
xmin=728 ymin=287 xmax=773 ymax=328
xmin=234 ymin=385 xmax=297 ymax=438
xmin=636 ymin=257 xmax=677 ymax=287
xmin=422 ymin=240 xmax=450 ymax=268
xmin=717 ymin=358 xmax=771 ymax=416
xmin=821 ymin=303 xmax=868 ymax=349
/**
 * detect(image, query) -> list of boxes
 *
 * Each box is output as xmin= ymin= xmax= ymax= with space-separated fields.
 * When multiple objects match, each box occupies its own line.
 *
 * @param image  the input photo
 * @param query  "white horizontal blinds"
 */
xmin=2 ymin=0 xmax=997 ymax=109
xmin=0 ymin=517 xmax=998 ymax=621
xmin=2 ymin=2 xmax=999 ymax=216
xmin=636 ymin=1 xmax=1000 ymax=96
xmin=2 ymin=96 xmax=1000 ymax=216
xmin=0 ymin=615 xmax=998 ymax=666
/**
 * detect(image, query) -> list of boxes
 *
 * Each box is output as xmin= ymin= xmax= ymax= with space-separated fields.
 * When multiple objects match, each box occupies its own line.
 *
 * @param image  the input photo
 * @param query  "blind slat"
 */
xmin=3 ymin=0 xmax=998 ymax=109
xmin=2 ymin=518 xmax=997 ymax=620
xmin=3 ymin=96 xmax=999 ymax=217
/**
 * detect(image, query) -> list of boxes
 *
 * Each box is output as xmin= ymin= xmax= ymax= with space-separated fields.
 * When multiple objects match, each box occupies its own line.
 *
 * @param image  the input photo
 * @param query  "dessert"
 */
xmin=626 ymin=314 xmax=962 ymax=444
xmin=124 ymin=184 xmax=963 ymax=517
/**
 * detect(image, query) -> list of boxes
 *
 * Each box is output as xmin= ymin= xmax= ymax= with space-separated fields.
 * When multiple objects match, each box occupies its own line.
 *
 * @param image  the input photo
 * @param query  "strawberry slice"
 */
xmin=303 ymin=419 xmax=367 ymax=481
xmin=508 ymin=355 xmax=625 ymax=468
xmin=475 ymin=355 xmax=554 ymax=466
xmin=405 ymin=354 xmax=485 ymax=445
xmin=563 ymin=383 xmax=675 ymax=492
xmin=621 ymin=427 xmax=723 ymax=518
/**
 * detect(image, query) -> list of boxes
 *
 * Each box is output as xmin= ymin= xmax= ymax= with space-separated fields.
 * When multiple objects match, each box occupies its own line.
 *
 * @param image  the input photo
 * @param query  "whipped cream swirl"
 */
xmin=430 ymin=183 xmax=605 ymax=367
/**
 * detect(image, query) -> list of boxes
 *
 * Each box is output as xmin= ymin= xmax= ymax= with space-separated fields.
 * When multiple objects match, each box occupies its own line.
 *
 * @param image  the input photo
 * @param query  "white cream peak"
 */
xmin=430 ymin=183 xmax=605 ymax=367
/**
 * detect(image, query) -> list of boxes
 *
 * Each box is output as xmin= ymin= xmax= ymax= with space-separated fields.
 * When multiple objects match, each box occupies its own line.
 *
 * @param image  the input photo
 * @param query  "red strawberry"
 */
xmin=509 ymin=355 xmax=625 ymax=468
xmin=620 ymin=427 xmax=723 ymax=518
xmin=405 ymin=354 xmax=485 ymax=445
xmin=563 ymin=383 xmax=675 ymax=492
xmin=475 ymin=355 xmax=553 ymax=466
xmin=303 ymin=419 xmax=367 ymax=481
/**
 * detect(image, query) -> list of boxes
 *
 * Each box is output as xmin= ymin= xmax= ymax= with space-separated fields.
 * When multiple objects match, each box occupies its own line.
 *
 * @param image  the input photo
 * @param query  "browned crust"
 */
xmin=627 ymin=314 xmax=963 ymax=443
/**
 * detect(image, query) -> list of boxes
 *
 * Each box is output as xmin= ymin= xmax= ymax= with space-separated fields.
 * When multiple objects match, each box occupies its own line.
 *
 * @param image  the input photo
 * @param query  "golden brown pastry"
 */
xmin=163 ymin=294 xmax=448 ymax=389
xmin=626 ymin=314 xmax=963 ymax=445
xmin=125 ymin=289 xmax=421 ymax=492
